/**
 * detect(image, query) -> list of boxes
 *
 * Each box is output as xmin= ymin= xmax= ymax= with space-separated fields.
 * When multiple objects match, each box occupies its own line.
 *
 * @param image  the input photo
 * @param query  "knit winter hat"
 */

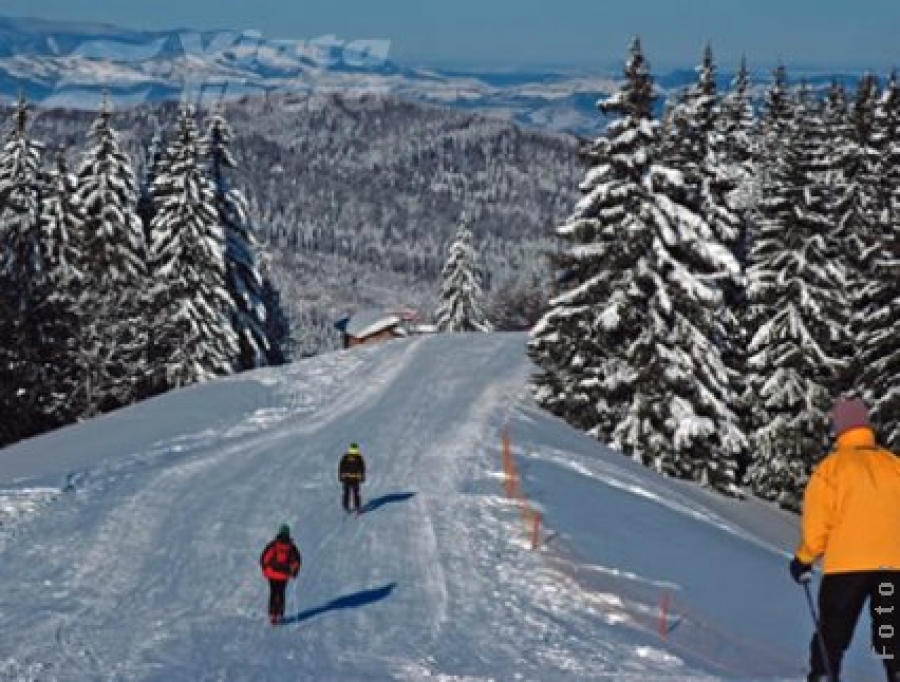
xmin=832 ymin=397 xmax=871 ymax=437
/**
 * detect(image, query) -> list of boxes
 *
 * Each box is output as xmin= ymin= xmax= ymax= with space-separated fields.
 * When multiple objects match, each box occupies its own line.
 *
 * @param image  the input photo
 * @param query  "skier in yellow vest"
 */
xmin=339 ymin=442 xmax=366 ymax=514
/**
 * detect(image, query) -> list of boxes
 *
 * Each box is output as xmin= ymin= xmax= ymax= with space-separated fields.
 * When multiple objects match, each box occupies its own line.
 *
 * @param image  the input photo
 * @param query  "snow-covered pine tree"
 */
xmin=858 ymin=72 xmax=900 ymax=449
xmin=658 ymin=45 xmax=720 ymax=204
xmin=36 ymin=147 xmax=90 ymax=424
xmin=147 ymin=106 xmax=238 ymax=390
xmin=718 ymin=59 xmax=767 ymax=429
xmin=529 ymin=39 xmax=659 ymax=441
xmin=820 ymin=80 xmax=851 ymax=231
xmin=660 ymin=47 xmax=749 ymax=474
xmin=744 ymin=82 xmax=848 ymax=510
xmin=741 ymin=64 xmax=795 ymax=471
xmin=821 ymin=80 xmax=850 ymax=154
xmin=626 ymin=48 xmax=743 ymax=491
xmin=848 ymin=73 xmax=880 ymax=146
xmin=0 ymin=95 xmax=46 ymax=443
xmin=713 ymin=60 xmax=761 ymax=478
xmin=137 ymin=129 xmax=166 ymax=247
xmin=753 ymin=64 xmax=793 ymax=193
xmin=75 ymin=95 xmax=149 ymax=414
xmin=530 ymin=38 xmax=742 ymax=492
xmin=837 ymin=75 xmax=883 ymax=390
xmin=716 ymin=57 xmax=758 ymax=217
xmin=202 ymin=105 xmax=277 ymax=369
xmin=434 ymin=218 xmax=491 ymax=332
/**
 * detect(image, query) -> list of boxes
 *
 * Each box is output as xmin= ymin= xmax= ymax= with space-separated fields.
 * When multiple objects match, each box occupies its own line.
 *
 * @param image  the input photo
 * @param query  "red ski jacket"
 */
xmin=260 ymin=537 xmax=302 ymax=581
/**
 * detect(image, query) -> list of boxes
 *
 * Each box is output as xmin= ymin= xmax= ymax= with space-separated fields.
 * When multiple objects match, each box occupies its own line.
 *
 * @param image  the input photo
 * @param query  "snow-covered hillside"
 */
xmin=0 ymin=334 xmax=887 ymax=680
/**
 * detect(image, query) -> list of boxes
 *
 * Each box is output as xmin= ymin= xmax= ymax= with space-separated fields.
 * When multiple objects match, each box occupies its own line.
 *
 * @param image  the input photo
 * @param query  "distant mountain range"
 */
xmin=0 ymin=15 xmax=875 ymax=136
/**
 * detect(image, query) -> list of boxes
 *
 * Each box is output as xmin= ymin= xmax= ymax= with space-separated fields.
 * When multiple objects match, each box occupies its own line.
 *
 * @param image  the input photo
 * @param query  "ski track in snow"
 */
xmin=0 ymin=340 xmax=413 ymax=680
xmin=0 ymin=333 xmax=883 ymax=680
xmin=0 ymin=333 xmax=694 ymax=680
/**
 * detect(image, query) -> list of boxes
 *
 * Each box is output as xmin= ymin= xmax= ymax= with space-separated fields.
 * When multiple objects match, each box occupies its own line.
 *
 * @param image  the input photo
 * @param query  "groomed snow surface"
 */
xmin=0 ymin=333 xmax=887 ymax=680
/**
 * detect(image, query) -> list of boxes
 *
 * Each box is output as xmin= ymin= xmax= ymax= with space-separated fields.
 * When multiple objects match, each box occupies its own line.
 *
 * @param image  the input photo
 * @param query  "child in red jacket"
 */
xmin=259 ymin=524 xmax=302 ymax=624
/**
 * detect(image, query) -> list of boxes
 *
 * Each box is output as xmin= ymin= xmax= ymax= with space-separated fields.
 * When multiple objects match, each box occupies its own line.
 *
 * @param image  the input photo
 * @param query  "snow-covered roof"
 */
xmin=343 ymin=309 xmax=402 ymax=339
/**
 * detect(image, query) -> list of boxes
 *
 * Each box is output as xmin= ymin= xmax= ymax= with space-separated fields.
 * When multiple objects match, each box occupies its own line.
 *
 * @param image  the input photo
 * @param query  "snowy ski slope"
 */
xmin=0 ymin=333 xmax=887 ymax=680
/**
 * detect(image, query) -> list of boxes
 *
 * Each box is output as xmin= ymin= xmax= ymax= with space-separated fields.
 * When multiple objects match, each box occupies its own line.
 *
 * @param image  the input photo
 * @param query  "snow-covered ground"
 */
xmin=0 ymin=333 xmax=887 ymax=680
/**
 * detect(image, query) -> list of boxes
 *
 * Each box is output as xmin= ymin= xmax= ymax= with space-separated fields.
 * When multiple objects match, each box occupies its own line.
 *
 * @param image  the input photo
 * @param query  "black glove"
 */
xmin=790 ymin=556 xmax=813 ymax=584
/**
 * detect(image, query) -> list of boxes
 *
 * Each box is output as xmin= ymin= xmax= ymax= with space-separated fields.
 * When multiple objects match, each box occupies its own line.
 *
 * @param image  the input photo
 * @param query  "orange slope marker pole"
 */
xmin=503 ymin=428 xmax=519 ymax=499
xmin=502 ymin=427 xmax=542 ymax=552
xmin=530 ymin=509 xmax=542 ymax=550
xmin=659 ymin=590 xmax=670 ymax=639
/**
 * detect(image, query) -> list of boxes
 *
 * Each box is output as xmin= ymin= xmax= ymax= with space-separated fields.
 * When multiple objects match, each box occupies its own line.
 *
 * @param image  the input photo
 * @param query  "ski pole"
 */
xmin=802 ymin=580 xmax=836 ymax=682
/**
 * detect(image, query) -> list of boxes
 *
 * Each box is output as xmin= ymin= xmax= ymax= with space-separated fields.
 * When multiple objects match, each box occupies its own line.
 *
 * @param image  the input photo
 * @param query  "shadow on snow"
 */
xmin=359 ymin=491 xmax=416 ymax=515
xmin=285 ymin=582 xmax=397 ymax=624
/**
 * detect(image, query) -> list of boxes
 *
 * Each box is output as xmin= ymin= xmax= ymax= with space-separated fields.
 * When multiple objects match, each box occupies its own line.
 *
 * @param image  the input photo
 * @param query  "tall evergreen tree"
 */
xmin=754 ymin=64 xmax=794 ymax=192
xmin=742 ymin=64 xmax=794 ymax=451
xmin=716 ymin=57 xmax=758 ymax=217
xmin=530 ymin=39 xmax=742 ymax=492
xmin=137 ymin=129 xmax=166 ymax=246
xmin=530 ymin=38 xmax=658 ymax=442
xmin=0 ymin=95 xmax=45 ymax=443
xmin=660 ymin=47 xmax=749 ymax=473
xmin=858 ymin=72 xmax=900 ymax=449
xmin=202 ymin=106 xmax=276 ymax=368
xmin=75 ymin=95 xmax=148 ymax=414
xmin=744 ymin=83 xmax=847 ymax=509
xmin=819 ymin=80 xmax=863 ymax=399
xmin=711 ymin=56 xmax=760 ymax=477
xmin=434 ymin=218 xmax=491 ymax=332
xmin=147 ymin=106 xmax=238 ymax=390
xmin=37 ymin=147 xmax=90 ymax=423
xmin=822 ymin=80 xmax=850 ymax=142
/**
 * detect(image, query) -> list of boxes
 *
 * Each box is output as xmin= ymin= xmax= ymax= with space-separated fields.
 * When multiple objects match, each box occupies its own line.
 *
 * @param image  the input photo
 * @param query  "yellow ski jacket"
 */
xmin=795 ymin=427 xmax=900 ymax=573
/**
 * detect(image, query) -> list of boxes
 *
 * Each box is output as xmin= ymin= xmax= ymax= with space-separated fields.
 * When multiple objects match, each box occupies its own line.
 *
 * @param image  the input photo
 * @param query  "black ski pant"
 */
xmin=268 ymin=578 xmax=288 ymax=619
xmin=342 ymin=481 xmax=361 ymax=511
xmin=809 ymin=571 xmax=899 ymax=681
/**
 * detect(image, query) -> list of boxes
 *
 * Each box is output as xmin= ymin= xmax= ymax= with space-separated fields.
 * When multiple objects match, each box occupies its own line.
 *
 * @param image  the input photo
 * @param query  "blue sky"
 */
xmin=1 ymin=0 xmax=898 ymax=71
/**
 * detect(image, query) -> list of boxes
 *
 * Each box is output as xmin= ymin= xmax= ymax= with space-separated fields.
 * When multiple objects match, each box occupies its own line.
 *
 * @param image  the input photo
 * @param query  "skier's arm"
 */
xmin=795 ymin=457 xmax=837 ymax=564
xmin=360 ymin=457 xmax=366 ymax=483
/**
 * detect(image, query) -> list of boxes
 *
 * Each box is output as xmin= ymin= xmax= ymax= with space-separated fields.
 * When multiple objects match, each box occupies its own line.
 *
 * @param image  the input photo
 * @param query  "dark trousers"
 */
xmin=342 ymin=482 xmax=361 ymax=511
xmin=268 ymin=578 xmax=287 ymax=619
xmin=809 ymin=571 xmax=899 ymax=681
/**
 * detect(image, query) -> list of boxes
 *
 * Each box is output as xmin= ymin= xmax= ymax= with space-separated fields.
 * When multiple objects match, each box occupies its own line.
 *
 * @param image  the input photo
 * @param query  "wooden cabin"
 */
xmin=335 ymin=310 xmax=407 ymax=349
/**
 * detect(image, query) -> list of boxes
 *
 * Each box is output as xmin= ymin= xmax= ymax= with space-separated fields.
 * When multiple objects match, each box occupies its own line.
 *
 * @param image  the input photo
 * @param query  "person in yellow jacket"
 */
xmin=790 ymin=396 xmax=900 ymax=682
xmin=339 ymin=442 xmax=366 ymax=514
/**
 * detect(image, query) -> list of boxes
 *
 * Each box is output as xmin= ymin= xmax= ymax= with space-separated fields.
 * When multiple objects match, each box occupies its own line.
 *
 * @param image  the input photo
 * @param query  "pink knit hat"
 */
xmin=832 ymin=397 xmax=871 ymax=437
